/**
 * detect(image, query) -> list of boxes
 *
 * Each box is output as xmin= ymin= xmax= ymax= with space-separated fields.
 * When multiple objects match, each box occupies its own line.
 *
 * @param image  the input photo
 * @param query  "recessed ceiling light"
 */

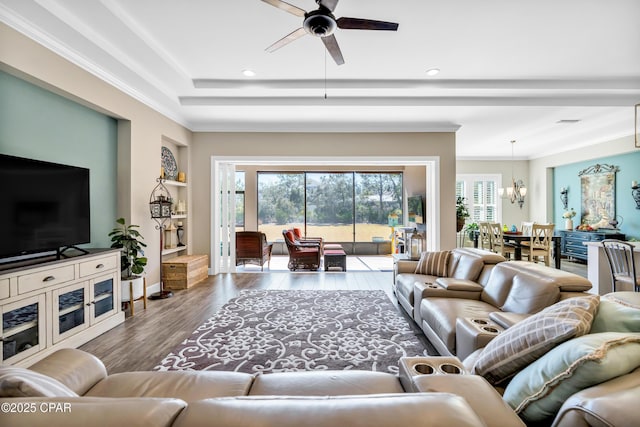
xmin=425 ymin=68 xmax=440 ymax=77
xmin=242 ymin=69 xmax=256 ymax=77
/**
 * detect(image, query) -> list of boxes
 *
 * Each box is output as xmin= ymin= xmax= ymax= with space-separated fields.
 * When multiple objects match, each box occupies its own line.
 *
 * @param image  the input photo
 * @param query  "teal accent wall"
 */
xmin=0 ymin=70 xmax=117 ymax=249
xmin=554 ymin=151 xmax=640 ymax=240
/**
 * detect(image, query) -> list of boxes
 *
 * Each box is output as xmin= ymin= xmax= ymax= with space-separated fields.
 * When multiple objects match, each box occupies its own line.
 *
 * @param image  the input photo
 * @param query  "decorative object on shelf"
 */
xmin=579 ymin=163 xmax=619 ymax=228
xmin=498 ymin=140 xmax=527 ymax=209
xmin=149 ymin=177 xmax=173 ymax=300
xmin=108 ymin=218 xmax=148 ymax=312
xmin=177 ymin=221 xmax=185 ymax=247
xmin=560 ymin=187 xmax=569 ymax=210
xmin=456 ymin=196 xmax=470 ymax=232
xmin=164 ymin=222 xmax=178 ymax=249
xmin=562 ymin=208 xmax=576 ymax=230
xmin=632 ymin=180 xmax=640 ymax=209
xmin=177 ymin=171 xmax=186 ymax=183
xmin=408 ymin=228 xmax=425 ymax=260
xmin=176 ymin=200 xmax=187 ymax=215
xmin=161 ymin=146 xmax=178 ymax=181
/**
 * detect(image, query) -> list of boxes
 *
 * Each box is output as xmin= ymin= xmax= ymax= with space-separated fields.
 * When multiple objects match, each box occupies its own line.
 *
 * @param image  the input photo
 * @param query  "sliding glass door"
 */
xmin=257 ymin=171 xmax=402 ymax=244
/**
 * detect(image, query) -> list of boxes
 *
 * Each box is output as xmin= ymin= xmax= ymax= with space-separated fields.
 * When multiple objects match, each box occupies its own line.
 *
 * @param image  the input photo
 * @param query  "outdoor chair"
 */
xmin=602 ymin=239 xmax=640 ymax=292
xmin=282 ymin=229 xmax=321 ymax=271
xmin=291 ymin=227 xmax=324 ymax=254
xmin=236 ymin=231 xmax=273 ymax=271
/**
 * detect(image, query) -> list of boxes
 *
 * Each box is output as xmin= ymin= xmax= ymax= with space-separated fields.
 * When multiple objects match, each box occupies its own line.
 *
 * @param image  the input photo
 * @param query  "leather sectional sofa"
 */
xmin=394 ymin=248 xmax=592 ymax=357
xmin=2 ymin=293 xmax=640 ymax=426
xmin=0 ymin=348 xmax=523 ymax=427
xmin=395 ymin=248 xmax=640 ymax=425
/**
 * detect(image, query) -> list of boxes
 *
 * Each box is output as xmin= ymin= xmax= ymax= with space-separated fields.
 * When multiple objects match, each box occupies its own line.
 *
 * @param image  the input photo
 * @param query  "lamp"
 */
xmin=148 ymin=177 xmax=173 ymax=300
xmin=632 ymin=180 xmax=640 ymax=209
xmin=560 ymin=187 xmax=569 ymax=210
xmin=498 ymin=140 xmax=527 ymax=209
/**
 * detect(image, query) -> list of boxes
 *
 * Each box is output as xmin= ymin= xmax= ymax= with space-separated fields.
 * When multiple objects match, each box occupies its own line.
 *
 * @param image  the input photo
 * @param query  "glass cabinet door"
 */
xmin=1 ymin=294 xmax=46 ymax=363
xmin=91 ymin=273 xmax=116 ymax=322
xmin=52 ymin=283 xmax=89 ymax=343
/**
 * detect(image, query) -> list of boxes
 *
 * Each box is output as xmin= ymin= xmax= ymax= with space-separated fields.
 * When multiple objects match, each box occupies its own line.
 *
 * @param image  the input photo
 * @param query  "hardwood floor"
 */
xmin=79 ymin=271 xmax=427 ymax=373
xmin=80 ymin=260 xmax=587 ymax=374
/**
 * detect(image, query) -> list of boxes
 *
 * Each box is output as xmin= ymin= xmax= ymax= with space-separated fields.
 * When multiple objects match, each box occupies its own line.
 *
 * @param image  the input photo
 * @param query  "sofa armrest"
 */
xmin=552 ymin=366 xmax=640 ymax=427
xmin=489 ymin=311 xmax=531 ymax=329
xmin=435 ymin=278 xmax=484 ymax=292
xmin=413 ymin=280 xmax=482 ymax=301
xmin=28 ymin=348 xmax=107 ymax=396
xmin=396 ymin=259 xmax=418 ymax=274
xmin=411 ymin=375 xmax=525 ymax=427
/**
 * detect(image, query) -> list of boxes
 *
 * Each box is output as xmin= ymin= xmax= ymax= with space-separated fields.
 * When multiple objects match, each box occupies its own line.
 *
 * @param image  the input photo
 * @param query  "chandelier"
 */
xmin=498 ymin=140 xmax=527 ymax=209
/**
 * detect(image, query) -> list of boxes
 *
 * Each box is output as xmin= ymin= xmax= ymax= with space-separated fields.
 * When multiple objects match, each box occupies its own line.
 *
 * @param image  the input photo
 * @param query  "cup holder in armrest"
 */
xmin=439 ymin=363 xmax=463 ymax=374
xmin=413 ymin=363 xmax=435 ymax=375
xmin=481 ymin=326 xmax=500 ymax=334
xmin=399 ymin=357 xmax=468 ymax=392
xmin=471 ymin=318 xmax=489 ymax=325
xmin=424 ymin=282 xmax=439 ymax=289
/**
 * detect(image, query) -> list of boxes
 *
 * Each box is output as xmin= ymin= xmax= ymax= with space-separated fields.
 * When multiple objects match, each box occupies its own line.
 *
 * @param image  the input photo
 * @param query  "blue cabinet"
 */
xmin=559 ymin=230 xmax=625 ymax=262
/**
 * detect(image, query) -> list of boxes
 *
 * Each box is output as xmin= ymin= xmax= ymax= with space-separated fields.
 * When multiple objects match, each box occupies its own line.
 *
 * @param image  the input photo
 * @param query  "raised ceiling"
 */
xmin=1 ymin=0 xmax=639 ymax=159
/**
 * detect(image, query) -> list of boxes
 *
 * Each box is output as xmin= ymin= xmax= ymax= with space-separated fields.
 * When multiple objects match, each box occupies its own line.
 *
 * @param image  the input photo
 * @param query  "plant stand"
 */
xmin=149 ymin=177 xmax=174 ymax=300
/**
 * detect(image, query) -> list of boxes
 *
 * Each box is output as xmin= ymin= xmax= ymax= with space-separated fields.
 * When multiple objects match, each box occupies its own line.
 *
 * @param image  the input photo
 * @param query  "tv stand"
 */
xmin=0 ymin=249 xmax=123 ymax=366
xmin=57 ymin=245 xmax=90 ymax=259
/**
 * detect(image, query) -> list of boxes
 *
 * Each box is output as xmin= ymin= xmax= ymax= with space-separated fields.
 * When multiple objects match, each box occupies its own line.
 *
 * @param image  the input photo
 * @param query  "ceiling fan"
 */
xmin=261 ymin=0 xmax=399 ymax=65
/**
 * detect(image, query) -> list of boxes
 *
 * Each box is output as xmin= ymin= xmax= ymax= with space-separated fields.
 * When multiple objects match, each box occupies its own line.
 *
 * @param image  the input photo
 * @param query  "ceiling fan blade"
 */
xmin=336 ymin=17 xmax=399 ymax=31
xmin=265 ymin=27 xmax=307 ymax=52
xmin=318 ymin=0 xmax=339 ymax=12
xmin=321 ymin=34 xmax=345 ymax=65
xmin=260 ymin=0 xmax=306 ymax=17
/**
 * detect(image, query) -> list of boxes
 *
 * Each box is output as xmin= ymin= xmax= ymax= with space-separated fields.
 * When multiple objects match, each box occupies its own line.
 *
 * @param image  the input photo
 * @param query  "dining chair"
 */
xmin=601 ymin=239 xmax=640 ymax=292
xmin=521 ymin=221 xmax=535 ymax=235
xmin=489 ymin=222 xmax=515 ymax=259
xmin=478 ymin=222 xmax=493 ymax=251
xmin=521 ymin=223 xmax=555 ymax=266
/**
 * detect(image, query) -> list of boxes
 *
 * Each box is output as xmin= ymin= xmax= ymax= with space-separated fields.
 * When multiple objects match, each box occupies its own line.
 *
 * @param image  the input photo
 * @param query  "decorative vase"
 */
xmin=565 ymin=219 xmax=573 ymax=230
xmin=121 ymin=276 xmax=145 ymax=303
xmin=456 ymin=218 xmax=465 ymax=232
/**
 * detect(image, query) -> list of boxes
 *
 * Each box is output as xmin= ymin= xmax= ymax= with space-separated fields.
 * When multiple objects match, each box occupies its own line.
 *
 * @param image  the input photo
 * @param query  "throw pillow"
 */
xmin=590 ymin=293 xmax=640 ymax=333
xmin=503 ymin=332 xmax=640 ymax=424
xmin=414 ymin=251 xmax=451 ymax=277
xmin=471 ymin=295 xmax=600 ymax=385
xmin=0 ymin=366 xmax=78 ymax=397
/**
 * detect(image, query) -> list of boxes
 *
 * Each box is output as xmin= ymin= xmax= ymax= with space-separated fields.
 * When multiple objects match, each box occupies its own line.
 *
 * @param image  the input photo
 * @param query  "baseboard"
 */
xmin=147 ymin=281 xmax=161 ymax=294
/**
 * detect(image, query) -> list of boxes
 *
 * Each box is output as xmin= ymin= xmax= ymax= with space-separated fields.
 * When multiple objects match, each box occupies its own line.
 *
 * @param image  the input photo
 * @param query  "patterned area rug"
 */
xmin=154 ymin=289 xmax=428 ymax=374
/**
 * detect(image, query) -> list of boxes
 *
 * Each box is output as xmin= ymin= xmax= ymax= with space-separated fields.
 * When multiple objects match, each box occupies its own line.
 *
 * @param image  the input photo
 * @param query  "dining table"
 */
xmin=471 ymin=231 xmax=562 ymax=269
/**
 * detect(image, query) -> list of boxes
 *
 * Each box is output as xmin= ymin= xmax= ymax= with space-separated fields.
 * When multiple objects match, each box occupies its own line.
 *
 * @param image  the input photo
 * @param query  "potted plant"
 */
xmin=109 ymin=218 xmax=148 ymax=305
xmin=456 ymin=196 xmax=470 ymax=232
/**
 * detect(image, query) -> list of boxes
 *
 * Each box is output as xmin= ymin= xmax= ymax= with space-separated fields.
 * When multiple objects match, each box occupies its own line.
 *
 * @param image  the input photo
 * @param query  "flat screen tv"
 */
xmin=0 ymin=154 xmax=90 ymax=260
